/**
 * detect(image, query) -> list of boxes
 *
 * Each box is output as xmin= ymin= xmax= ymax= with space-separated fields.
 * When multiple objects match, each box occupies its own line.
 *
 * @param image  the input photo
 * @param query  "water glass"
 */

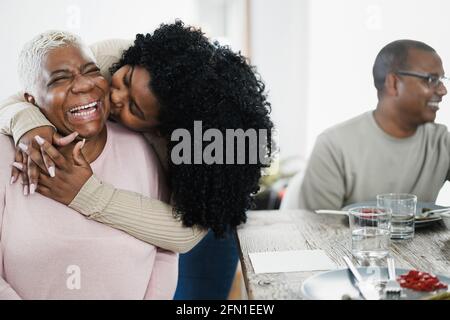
xmin=348 ymin=206 xmax=391 ymax=262
xmin=377 ymin=193 xmax=416 ymax=240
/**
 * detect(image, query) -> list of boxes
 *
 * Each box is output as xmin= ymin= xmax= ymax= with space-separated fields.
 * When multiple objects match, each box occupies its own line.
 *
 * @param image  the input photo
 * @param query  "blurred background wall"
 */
xmin=2 ymin=0 xmax=450 ymax=203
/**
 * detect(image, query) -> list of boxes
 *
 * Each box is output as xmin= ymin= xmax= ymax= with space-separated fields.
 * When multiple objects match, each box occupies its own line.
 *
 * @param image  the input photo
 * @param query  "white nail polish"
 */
xmin=23 ymin=185 xmax=29 ymax=196
xmin=18 ymin=142 xmax=28 ymax=152
xmin=12 ymin=162 xmax=24 ymax=170
xmin=34 ymin=135 xmax=45 ymax=145
xmin=30 ymin=183 xmax=36 ymax=195
xmin=81 ymin=138 xmax=86 ymax=149
xmin=48 ymin=166 xmax=56 ymax=177
xmin=10 ymin=176 xmax=16 ymax=185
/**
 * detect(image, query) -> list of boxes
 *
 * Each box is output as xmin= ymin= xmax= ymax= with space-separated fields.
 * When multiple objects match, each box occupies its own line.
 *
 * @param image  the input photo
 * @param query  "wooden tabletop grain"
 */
xmin=235 ymin=209 xmax=450 ymax=300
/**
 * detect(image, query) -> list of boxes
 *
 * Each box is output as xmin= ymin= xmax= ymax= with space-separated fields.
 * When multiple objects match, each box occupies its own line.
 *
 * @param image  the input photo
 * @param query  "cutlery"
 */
xmin=316 ymin=208 xmax=448 ymax=219
xmin=315 ymin=210 xmax=348 ymax=216
xmin=343 ymin=256 xmax=380 ymax=300
xmin=422 ymin=207 xmax=450 ymax=214
xmin=385 ymin=257 xmax=402 ymax=299
xmin=416 ymin=207 xmax=450 ymax=218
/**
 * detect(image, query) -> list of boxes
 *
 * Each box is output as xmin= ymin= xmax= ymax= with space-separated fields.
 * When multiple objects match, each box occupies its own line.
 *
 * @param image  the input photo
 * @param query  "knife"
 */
xmin=315 ymin=210 xmax=348 ymax=216
xmin=343 ymin=256 xmax=380 ymax=300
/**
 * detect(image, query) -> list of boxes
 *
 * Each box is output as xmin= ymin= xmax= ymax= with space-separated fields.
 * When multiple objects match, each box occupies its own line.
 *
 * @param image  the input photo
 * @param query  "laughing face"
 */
xmin=28 ymin=45 xmax=110 ymax=139
xmin=395 ymin=48 xmax=447 ymax=125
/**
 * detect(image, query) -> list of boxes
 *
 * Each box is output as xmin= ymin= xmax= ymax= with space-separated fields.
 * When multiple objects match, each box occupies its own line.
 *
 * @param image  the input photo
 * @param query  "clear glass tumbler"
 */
xmin=377 ymin=193 xmax=416 ymax=240
xmin=348 ymin=206 xmax=391 ymax=262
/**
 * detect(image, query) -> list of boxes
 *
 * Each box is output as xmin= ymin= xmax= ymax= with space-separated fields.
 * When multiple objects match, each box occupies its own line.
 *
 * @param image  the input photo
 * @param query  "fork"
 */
xmin=385 ymin=257 xmax=402 ymax=299
xmin=417 ymin=207 xmax=450 ymax=218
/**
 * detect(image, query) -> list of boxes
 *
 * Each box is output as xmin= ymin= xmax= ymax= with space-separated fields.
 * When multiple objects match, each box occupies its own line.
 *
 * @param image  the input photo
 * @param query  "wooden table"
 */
xmin=235 ymin=209 xmax=450 ymax=300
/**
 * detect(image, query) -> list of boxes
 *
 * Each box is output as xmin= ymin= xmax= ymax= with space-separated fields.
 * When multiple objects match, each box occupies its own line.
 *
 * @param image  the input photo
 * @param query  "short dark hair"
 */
xmin=372 ymin=39 xmax=436 ymax=92
xmin=112 ymin=21 xmax=274 ymax=237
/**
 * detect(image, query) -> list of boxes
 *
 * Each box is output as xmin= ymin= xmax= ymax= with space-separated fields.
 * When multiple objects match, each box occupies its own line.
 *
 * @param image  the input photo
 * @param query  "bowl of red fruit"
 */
xmin=395 ymin=269 xmax=449 ymax=299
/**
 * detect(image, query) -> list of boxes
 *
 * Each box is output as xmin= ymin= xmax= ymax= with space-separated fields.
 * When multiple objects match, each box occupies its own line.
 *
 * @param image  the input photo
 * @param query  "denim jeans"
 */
xmin=174 ymin=229 xmax=239 ymax=300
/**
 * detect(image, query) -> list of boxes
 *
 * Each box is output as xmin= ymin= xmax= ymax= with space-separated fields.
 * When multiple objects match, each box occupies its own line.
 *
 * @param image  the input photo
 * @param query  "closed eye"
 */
xmin=129 ymin=101 xmax=145 ymax=119
xmin=123 ymin=68 xmax=131 ymax=87
xmin=48 ymin=76 xmax=70 ymax=86
xmin=86 ymin=67 xmax=101 ymax=74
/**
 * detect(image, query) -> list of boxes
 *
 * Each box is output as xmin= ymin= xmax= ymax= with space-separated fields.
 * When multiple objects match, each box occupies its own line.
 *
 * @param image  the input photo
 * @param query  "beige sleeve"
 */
xmin=69 ymin=175 xmax=207 ymax=253
xmin=0 ymin=93 xmax=54 ymax=144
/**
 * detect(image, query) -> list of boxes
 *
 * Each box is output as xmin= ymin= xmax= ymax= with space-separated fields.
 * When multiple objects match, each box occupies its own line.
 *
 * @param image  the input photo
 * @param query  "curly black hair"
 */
xmin=112 ymin=20 xmax=274 ymax=237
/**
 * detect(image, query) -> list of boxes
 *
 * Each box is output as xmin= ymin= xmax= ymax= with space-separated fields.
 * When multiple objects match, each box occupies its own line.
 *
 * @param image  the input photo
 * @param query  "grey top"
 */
xmin=298 ymin=111 xmax=450 ymax=210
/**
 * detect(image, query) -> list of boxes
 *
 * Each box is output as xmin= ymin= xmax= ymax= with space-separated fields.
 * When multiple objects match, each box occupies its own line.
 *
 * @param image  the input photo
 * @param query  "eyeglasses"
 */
xmin=396 ymin=70 xmax=449 ymax=88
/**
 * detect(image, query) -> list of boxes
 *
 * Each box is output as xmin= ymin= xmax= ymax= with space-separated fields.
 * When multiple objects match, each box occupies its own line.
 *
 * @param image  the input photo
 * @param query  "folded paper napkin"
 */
xmin=249 ymin=250 xmax=336 ymax=274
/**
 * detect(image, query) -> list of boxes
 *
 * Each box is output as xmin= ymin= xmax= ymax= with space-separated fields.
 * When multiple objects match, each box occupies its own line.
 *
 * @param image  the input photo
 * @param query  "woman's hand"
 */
xmin=33 ymin=137 xmax=93 ymax=205
xmin=10 ymin=126 xmax=78 ymax=195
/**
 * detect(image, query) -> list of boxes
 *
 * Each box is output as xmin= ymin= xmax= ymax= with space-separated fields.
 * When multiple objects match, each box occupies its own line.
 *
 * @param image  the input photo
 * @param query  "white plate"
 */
xmin=301 ymin=267 xmax=450 ymax=300
xmin=342 ymin=201 xmax=444 ymax=227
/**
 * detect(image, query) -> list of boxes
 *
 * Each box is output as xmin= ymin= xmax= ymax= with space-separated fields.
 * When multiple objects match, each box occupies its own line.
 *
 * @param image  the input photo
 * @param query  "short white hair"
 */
xmin=18 ymin=30 xmax=96 ymax=96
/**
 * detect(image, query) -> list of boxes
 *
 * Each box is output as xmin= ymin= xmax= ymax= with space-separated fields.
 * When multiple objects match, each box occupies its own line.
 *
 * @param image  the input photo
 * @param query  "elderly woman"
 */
xmin=0 ymin=31 xmax=177 ymax=299
xmin=1 ymin=22 xmax=273 ymax=299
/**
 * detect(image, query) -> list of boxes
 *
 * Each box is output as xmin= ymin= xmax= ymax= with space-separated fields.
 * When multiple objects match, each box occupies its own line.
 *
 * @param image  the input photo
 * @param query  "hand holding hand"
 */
xmin=10 ymin=126 xmax=78 ymax=195
xmin=33 ymin=137 xmax=93 ymax=205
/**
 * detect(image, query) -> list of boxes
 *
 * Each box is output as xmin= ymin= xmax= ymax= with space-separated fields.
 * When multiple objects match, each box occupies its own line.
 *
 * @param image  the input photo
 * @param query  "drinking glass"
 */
xmin=377 ymin=193 xmax=416 ymax=240
xmin=348 ymin=206 xmax=391 ymax=262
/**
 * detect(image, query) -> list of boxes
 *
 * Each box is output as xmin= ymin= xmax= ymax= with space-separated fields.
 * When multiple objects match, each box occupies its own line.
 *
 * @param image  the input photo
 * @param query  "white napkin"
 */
xmin=249 ymin=250 xmax=336 ymax=274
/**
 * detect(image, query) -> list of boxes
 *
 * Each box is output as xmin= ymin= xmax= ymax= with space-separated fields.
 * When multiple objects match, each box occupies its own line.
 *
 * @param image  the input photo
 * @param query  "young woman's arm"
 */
xmin=70 ymin=176 xmax=206 ymax=253
xmin=0 ymin=93 xmax=54 ymax=144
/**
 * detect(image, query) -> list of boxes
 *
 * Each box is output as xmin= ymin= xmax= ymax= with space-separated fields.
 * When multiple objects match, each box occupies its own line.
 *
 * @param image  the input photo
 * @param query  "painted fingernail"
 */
xmin=34 ymin=135 xmax=45 ymax=146
xmin=48 ymin=166 xmax=56 ymax=177
xmin=10 ymin=176 xmax=16 ymax=185
xmin=30 ymin=183 xmax=36 ymax=195
xmin=81 ymin=138 xmax=86 ymax=149
xmin=23 ymin=185 xmax=29 ymax=196
xmin=18 ymin=142 xmax=28 ymax=152
xmin=12 ymin=162 xmax=24 ymax=170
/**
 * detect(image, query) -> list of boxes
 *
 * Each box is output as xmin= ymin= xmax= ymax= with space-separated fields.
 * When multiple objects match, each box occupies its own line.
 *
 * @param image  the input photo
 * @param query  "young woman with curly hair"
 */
xmin=0 ymin=21 xmax=273 ymax=299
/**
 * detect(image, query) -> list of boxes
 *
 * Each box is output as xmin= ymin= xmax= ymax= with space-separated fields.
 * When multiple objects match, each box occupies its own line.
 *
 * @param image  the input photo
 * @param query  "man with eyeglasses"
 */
xmin=296 ymin=39 xmax=450 ymax=210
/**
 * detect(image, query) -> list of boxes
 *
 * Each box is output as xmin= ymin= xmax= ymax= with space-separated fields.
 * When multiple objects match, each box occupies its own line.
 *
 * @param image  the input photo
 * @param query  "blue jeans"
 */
xmin=174 ymin=229 xmax=239 ymax=300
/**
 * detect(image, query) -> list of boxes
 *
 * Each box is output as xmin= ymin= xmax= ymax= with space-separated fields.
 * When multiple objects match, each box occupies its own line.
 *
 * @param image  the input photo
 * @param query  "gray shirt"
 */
xmin=298 ymin=111 xmax=450 ymax=210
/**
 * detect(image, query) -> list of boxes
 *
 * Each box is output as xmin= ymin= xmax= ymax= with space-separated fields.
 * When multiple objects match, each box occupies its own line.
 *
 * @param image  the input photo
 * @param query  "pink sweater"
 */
xmin=0 ymin=122 xmax=177 ymax=299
